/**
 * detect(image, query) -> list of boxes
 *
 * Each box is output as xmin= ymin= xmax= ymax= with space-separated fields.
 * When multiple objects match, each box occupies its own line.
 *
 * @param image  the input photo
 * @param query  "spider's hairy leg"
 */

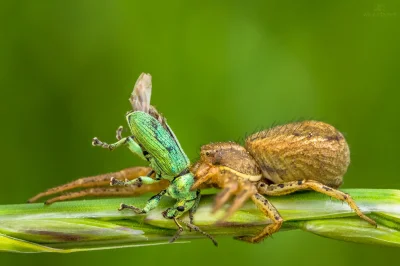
xmin=43 ymin=185 xmax=166 ymax=205
xmin=28 ymin=167 xmax=154 ymax=203
xmin=211 ymin=181 xmax=238 ymax=214
xmin=235 ymin=193 xmax=283 ymax=243
xmin=257 ymin=179 xmax=376 ymax=226
xmin=219 ymin=180 xmax=257 ymax=221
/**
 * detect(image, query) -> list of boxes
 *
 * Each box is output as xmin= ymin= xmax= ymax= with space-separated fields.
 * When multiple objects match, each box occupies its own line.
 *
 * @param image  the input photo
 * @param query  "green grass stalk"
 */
xmin=0 ymin=189 xmax=399 ymax=253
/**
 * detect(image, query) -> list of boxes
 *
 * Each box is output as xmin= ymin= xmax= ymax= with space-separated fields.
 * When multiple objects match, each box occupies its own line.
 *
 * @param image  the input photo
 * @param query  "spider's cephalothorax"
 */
xmin=192 ymin=121 xmax=376 ymax=243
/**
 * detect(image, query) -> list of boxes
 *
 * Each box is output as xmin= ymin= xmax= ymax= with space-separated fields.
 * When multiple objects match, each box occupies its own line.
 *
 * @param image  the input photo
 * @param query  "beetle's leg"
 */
xmin=111 ymin=170 xmax=158 ymax=187
xmin=93 ymin=129 xmax=148 ymax=161
xmin=119 ymin=189 xmax=167 ymax=213
xmin=189 ymin=190 xmax=201 ymax=224
xmin=169 ymin=217 xmax=184 ymax=243
xmin=28 ymin=167 xmax=152 ymax=203
xmin=92 ymin=136 xmax=128 ymax=150
xmin=92 ymin=126 xmax=126 ymax=149
xmin=177 ymin=218 xmax=218 ymax=246
xmin=219 ymin=181 xmax=257 ymax=221
xmin=107 ymin=126 xmax=147 ymax=161
xmin=115 ymin=126 xmax=124 ymax=140
xmin=124 ymin=136 xmax=148 ymax=161
xmin=162 ymin=199 xmax=218 ymax=246
xmin=257 ymin=180 xmax=376 ymax=226
xmin=43 ymin=185 xmax=167 ymax=205
xmin=163 ymin=201 xmax=190 ymax=243
xmin=235 ymin=193 xmax=283 ymax=243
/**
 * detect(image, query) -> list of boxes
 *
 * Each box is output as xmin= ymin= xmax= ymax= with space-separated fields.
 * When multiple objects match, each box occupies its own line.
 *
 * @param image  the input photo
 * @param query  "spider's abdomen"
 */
xmin=245 ymin=121 xmax=350 ymax=188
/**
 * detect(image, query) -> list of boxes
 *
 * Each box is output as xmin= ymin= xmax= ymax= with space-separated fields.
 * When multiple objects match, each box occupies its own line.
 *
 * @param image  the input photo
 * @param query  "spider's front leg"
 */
xmin=27 ymin=166 xmax=158 ymax=204
xmin=192 ymin=163 xmax=257 ymax=221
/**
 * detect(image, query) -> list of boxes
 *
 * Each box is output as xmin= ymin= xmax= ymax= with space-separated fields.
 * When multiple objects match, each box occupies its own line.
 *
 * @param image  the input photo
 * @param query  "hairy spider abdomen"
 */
xmin=245 ymin=121 xmax=349 ymax=188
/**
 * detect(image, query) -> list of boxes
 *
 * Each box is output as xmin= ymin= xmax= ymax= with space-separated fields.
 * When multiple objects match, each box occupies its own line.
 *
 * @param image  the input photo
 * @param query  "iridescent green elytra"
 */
xmin=127 ymin=111 xmax=189 ymax=178
xmin=92 ymin=73 xmax=217 ymax=245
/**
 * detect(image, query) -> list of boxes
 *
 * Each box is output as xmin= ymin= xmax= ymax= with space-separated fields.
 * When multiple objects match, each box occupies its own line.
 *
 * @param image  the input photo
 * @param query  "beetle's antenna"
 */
xmin=130 ymin=73 xmax=152 ymax=113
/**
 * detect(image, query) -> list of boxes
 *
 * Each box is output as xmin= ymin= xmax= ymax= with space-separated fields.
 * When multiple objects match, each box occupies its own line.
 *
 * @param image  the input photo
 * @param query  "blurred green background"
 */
xmin=1 ymin=1 xmax=399 ymax=265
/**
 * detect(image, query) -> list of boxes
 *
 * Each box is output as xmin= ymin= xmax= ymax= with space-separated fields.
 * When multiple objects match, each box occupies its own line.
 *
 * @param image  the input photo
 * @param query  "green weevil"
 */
xmin=91 ymin=73 xmax=217 ymax=245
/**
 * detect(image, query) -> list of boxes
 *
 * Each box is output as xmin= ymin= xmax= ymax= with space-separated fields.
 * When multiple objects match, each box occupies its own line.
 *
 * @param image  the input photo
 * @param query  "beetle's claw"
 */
xmin=92 ymin=137 xmax=100 ymax=146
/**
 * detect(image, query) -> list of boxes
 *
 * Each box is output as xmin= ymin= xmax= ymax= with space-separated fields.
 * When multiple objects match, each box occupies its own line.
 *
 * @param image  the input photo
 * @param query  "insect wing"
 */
xmin=130 ymin=73 xmax=152 ymax=113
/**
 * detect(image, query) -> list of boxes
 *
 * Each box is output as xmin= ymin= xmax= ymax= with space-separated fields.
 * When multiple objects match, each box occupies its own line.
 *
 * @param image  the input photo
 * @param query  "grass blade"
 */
xmin=0 ymin=189 xmax=399 ymax=252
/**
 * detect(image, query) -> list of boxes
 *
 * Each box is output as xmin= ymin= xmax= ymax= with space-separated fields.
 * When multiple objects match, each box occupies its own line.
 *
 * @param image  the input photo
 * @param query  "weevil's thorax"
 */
xmin=200 ymin=142 xmax=262 ymax=181
xmin=166 ymin=173 xmax=197 ymax=201
xmin=245 ymin=121 xmax=350 ymax=188
xmin=125 ymin=111 xmax=190 ymax=178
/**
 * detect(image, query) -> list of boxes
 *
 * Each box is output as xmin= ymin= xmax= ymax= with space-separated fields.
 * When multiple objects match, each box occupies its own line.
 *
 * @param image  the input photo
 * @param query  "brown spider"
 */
xmin=190 ymin=120 xmax=376 ymax=243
